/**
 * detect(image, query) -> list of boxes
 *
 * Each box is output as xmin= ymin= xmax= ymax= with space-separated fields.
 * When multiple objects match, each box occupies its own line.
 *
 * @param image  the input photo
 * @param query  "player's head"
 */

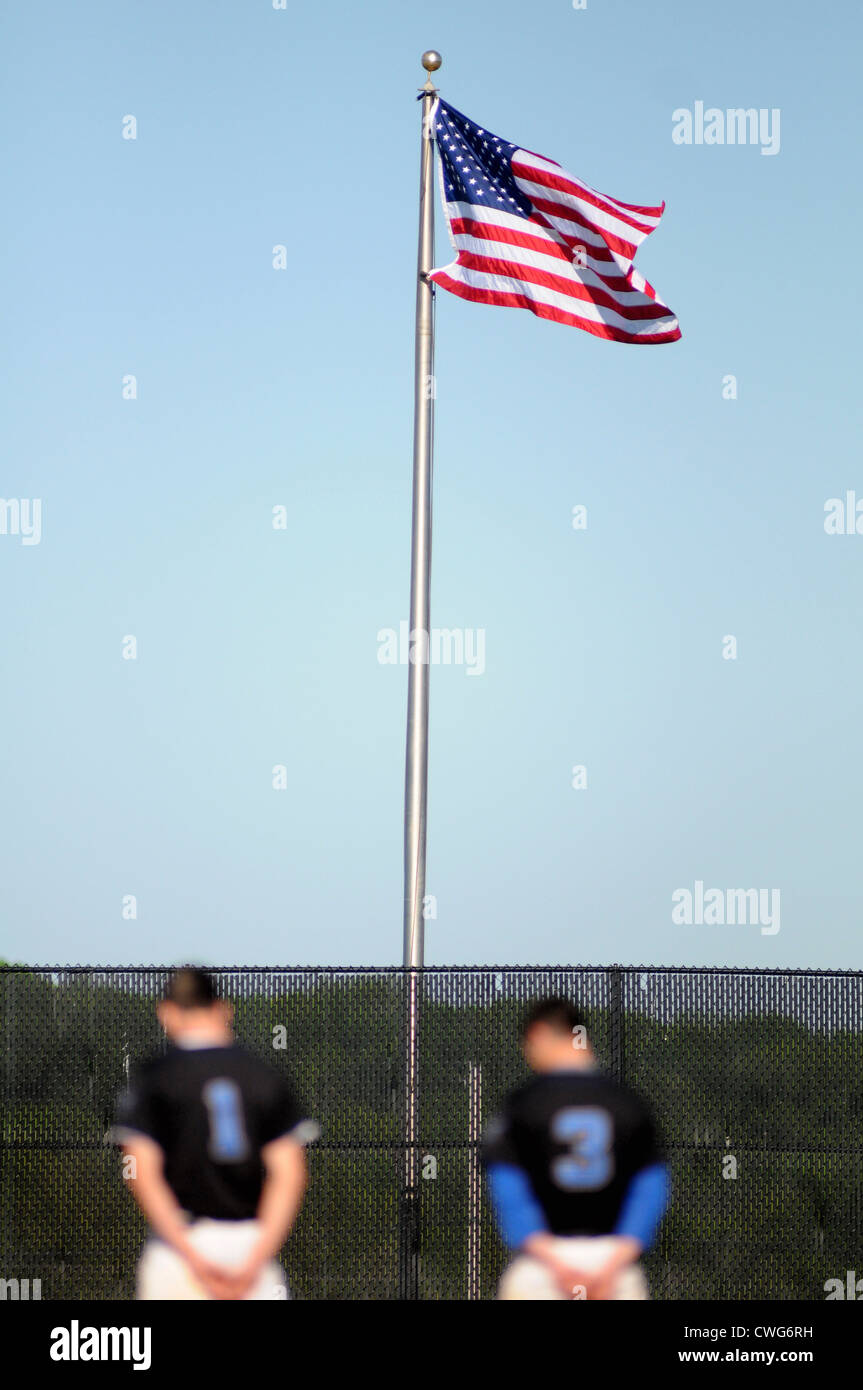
xmin=156 ymin=967 xmax=234 ymax=1043
xmin=520 ymin=996 xmax=593 ymax=1072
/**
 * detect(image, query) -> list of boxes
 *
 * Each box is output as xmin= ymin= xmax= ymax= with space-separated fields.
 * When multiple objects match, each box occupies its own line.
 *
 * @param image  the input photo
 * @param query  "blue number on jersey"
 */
xmin=550 ymin=1106 xmax=614 ymax=1191
xmin=203 ymin=1078 xmax=250 ymax=1162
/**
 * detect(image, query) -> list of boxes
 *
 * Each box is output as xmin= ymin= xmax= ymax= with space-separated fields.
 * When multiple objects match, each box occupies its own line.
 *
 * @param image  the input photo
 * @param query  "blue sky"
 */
xmin=1 ymin=0 xmax=861 ymax=969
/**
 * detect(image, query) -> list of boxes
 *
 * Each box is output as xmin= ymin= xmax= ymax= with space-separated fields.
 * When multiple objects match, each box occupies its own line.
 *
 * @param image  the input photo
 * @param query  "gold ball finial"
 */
xmin=421 ymin=51 xmax=442 ymax=73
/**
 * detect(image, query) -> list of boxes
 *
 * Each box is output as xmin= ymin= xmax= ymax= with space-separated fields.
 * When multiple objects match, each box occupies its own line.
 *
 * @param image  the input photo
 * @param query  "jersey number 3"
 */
xmin=550 ymin=1106 xmax=614 ymax=1191
xmin=203 ymin=1079 xmax=250 ymax=1162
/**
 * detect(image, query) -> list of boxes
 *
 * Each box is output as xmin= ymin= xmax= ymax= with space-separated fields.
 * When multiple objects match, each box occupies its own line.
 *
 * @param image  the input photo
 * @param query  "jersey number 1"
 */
xmin=203 ymin=1078 xmax=250 ymax=1162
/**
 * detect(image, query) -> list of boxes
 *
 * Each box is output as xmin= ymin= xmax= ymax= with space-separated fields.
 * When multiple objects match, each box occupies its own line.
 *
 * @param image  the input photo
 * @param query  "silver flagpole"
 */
xmin=403 ymin=49 xmax=440 ymax=971
xmin=400 ymin=48 xmax=440 ymax=1301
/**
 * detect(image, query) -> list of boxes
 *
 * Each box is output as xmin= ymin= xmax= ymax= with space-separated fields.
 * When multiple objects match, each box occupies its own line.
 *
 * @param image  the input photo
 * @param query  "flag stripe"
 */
xmin=449 ymin=249 xmax=672 ymax=321
xmin=429 ymin=269 xmax=680 ymax=345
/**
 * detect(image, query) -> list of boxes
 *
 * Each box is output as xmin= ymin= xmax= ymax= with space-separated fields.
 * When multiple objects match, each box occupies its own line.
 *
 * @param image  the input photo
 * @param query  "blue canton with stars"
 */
xmin=433 ymin=100 xmax=533 ymax=218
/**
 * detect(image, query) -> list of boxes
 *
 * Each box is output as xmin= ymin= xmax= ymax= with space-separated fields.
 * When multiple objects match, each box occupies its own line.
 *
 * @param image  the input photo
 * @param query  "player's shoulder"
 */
xmin=598 ymin=1071 xmax=653 ymax=1108
xmin=216 ymin=1043 xmax=298 ymax=1092
xmin=591 ymin=1072 xmax=658 ymax=1129
xmin=224 ymin=1042 xmax=283 ymax=1073
xmin=505 ymin=1068 xmax=651 ymax=1114
xmin=566 ymin=1067 xmax=655 ymax=1115
xmin=135 ymin=1043 xmax=283 ymax=1081
xmin=128 ymin=1049 xmax=172 ymax=1087
xmin=498 ymin=1072 xmax=561 ymax=1115
xmin=126 ymin=1044 xmax=298 ymax=1105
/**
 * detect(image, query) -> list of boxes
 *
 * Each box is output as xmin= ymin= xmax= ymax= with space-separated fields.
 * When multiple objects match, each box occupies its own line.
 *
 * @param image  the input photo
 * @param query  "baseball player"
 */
xmin=483 ymin=996 xmax=670 ymax=1300
xmin=112 ymin=967 xmax=318 ymax=1300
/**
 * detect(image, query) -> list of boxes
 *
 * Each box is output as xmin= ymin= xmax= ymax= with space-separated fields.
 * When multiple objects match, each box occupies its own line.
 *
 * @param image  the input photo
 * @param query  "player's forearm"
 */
xmin=522 ymin=1232 xmax=558 ymax=1259
xmin=125 ymin=1162 xmax=196 ymax=1259
xmin=249 ymin=1150 xmax=307 ymax=1263
xmin=603 ymin=1235 xmax=642 ymax=1268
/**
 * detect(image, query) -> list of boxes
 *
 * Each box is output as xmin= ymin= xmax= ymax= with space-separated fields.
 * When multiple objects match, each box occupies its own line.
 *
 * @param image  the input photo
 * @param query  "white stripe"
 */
xmin=439 ymin=199 xmax=544 ymax=237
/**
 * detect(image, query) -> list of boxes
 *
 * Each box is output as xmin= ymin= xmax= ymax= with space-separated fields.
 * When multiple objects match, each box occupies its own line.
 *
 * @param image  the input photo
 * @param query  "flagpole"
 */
xmin=400 ymin=47 xmax=440 ymax=1301
xmin=403 ymin=49 xmax=440 ymax=972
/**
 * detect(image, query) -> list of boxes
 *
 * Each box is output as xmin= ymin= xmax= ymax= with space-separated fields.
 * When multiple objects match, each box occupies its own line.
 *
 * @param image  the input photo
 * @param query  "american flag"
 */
xmin=428 ymin=99 xmax=680 ymax=345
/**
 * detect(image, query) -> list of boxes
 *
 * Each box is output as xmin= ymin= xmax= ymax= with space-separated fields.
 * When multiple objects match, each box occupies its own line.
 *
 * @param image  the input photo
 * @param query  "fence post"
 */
xmin=467 ymin=1061 xmax=482 ymax=1300
xmin=399 ymin=969 xmax=421 ymax=1299
xmin=609 ymin=966 xmax=625 ymax=1083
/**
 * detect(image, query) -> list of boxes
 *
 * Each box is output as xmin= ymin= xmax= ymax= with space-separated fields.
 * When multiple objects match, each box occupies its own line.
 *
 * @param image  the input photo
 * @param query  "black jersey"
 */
xmin=112 ymin=1043 xmax=318 ymax=1221
xmin=483 ymin=1068 xmax=663 ymax=1237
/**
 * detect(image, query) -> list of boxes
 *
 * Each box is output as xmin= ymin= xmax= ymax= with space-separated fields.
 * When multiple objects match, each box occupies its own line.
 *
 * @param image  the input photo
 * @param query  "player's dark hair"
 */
xmin=520 ymin=996 xmax=586 ymax=1038
xmin=163 ymin=967 xmax=220 ymax=1009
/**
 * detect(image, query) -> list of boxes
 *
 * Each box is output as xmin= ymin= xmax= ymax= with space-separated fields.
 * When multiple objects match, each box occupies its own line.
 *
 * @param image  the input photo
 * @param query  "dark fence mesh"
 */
xmin=1 ymin=965 xmax=861 ymax=1300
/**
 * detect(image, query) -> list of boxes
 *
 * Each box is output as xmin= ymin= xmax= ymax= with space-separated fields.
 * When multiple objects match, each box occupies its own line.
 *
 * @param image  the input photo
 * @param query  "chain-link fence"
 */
xmin=1 ymin=965 xmax=861 ymax=1300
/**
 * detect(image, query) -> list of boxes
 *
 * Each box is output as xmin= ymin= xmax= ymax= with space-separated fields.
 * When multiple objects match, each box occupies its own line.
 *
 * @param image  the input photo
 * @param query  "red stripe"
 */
xmin=429 ymin=271 xmax=681 ymax=345
xmin=512 ymin=156 xmax=662 ymax=234
xmin=450 ymin=216 xmax=578 ymax=265
xmin=450 ymin=251 xmax=673 ymax=322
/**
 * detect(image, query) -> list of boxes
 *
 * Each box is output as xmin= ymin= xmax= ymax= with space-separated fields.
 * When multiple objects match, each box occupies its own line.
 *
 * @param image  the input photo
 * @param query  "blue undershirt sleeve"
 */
xmin=613 ymin=1161 xmax=670 ymax=1248
xmin=486 ymin=1162 xmax=548 ymax=1248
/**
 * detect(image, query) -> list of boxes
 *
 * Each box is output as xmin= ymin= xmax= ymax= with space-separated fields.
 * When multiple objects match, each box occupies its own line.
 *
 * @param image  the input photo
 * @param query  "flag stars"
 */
xmin=436 ymin=101 xmax=529 ymax=215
